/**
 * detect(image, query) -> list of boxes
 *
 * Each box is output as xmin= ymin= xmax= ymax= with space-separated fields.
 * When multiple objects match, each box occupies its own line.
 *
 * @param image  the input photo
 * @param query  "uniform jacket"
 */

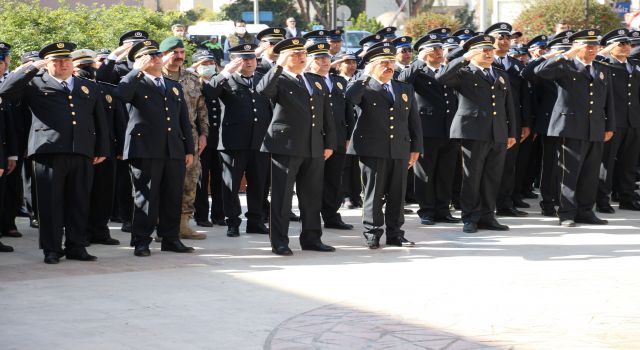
xmin=0 ymin=98 xmax=18 ymax=168
xmin=201 ymin=82 xmax=222 ymax=150
xmin=397 ymin=59 xmax=457 ymax=139
xmin=493 ymin=55 xmax=532 ymax=134
xmin=209 ymin=71 xmax=272 ymax=151
xmin=115 ymin=69 xmax=195 ymax=160
xmin=436 ymin=56 xmax=517 ymax=143
xmin=95 ymin=80 xmax=127 ymax=157
xmin=308 ymin=72 xmax=355 ymax=154
xmin=345 ymin=75 xmax=423 ymax=159
xmin=257 ymin=66 xmax=337 ymax=158
xmin=0 ymin=67 xmax=109 ymax=159
xmin=521 ymin=57 xmax=559 ymax=135
xmin=604 ymin=57 xmax=640 ymax=129
xmin=534 ymin=57 xmax=615 ymax=141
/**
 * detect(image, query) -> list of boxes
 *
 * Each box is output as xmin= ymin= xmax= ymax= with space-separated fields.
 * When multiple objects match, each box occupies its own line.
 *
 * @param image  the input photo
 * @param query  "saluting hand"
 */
xmin=563 ymin=43 xmax=587 ymax=59
xmin=598 ymin=42 xmax=618 ymax=57
xmin=276 ymin=50 xmax=294 ymax=67
xmin=222 ymin=57 xmax=244 ymax=74
xmin=604 ymin=131 xmax=614 ymax=142
xmin=255 ymin=41 xmax=271 ymax=56
xmin=363 ymin=61 xmax=375 ymax=76
xmin=417 ymin=47 xmax=433 ymax=62
xmin=507 ymin=137 xmax=516 ymax=149
xmin=133 ymin=54 xmax=152 ymax=71
xmin=113 ymin=42 xmax=134 ymax=61
xmin=185 ymin=154 xmax=194 ymax=168
xmin=463 ymin=48 xmax=483 ymax=61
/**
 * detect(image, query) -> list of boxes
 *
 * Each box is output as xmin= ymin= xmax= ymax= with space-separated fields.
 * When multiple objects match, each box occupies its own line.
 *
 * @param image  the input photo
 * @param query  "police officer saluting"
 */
xmin=533 ymin=29 xmax=615 ymax=226
xmin=346 ymin=45 xmax=422 ymax=249
xmin=595 ymin=29 xmax=640 ymax=212
xmin=0 ymin=42 xmax=110 ymax=263
xmin=116 ymin=40 xmax=196 ymax=256
xmin=436 ymin=35 xmax=517 ymax=233
xmin=210 ymin=43 xmax=272 ymax=237
xmin=257 ymin=37 xmax=337 ymax=256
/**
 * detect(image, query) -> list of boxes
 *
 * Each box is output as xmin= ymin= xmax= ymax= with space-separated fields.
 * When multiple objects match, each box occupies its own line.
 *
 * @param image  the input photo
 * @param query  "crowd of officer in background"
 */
xmin=1 ymin=17 xmax=640 ymax=263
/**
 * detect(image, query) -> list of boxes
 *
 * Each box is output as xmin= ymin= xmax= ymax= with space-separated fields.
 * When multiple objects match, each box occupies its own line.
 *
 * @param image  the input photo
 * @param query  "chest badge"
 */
xmin=81 ymin=86 xmax=89 ymax=94
xmin=498 ymin=76 xmax=505 ymax=84
xmin=402 ymin=93 xmax=408 ymax=102
xmin=172 ymin=87 xmax=179 ymax=96
xmin=599 ymin=72 xmax=604 ymax=80
xmin=315 ymin=81 xmax=323 ymax=90
xmin=337 ymin=82 xmax=343 ymax=90
xmin=105 ymin=94 xmax=112 ymax=103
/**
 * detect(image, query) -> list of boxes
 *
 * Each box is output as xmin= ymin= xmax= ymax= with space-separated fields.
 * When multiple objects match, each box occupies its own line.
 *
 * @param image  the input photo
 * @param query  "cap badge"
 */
xmin=562 ymin=38 xmax=570 ymax=44
xmin=401 ymin=37 xmax=406 ymax=42
xmin=619 ymin=30 xmax=626 ymax=35
xmin=144 ymin=41 xmax=151 ymax=45
xmin=135 ymin=32 xmax=143 ymax=37
xmin=319 ymin=31 xmax=324 ymax=35
xmin=274 ymin=29 xmax=280 ymax=33
xmin=57 ymin=43 xmax=64 ymax=49
xmin=500 ymin=24 xmax=507 ymax=29
xmin=588 ymin=30 xmax=595 ymax=36
xmin=318 ymin=44 xmax=325 ymax=49
xmin=292 ymin=39 xmax=300 ymax=45
xmin=430 ymin=34 xmax=437 ymax=39
xmin=386 ymin=28 xmax=392 ymax=32
xmin=244 ymin=45 xmax=251 ymax=50
xmin=383 ymin=48 xmax=391 ymax=53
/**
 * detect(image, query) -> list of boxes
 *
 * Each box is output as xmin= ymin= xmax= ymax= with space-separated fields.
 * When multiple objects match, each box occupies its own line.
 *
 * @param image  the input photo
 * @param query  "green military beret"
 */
xmin=159 ymin=36 xmax=184 ymax=53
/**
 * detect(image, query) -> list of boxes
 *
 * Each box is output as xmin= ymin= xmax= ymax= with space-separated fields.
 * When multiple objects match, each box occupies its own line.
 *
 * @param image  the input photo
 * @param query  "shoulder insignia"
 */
xmin=336 ymin=82 xmax=343 ymax=90
xmin=172 ymin=86 xmax=180 ymax=96
xmin=81 ymin=86 xmax=89 ymax=94
xmin=105 ymin=94 xmax=113 ymax=103
xmin=401 ymin=93 xmax=408 ymax=102
xmin=315 ymin=81 xmax=322 ymax=90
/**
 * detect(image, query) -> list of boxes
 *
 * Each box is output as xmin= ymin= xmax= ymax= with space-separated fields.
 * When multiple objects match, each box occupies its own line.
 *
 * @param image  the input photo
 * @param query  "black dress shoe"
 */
xmin=300 ymin=242 xmax=336 ymax=252
xmin=121 ymin=221 xmax=132 ymax=233
xmin=575 ymin=216 xmax=608 ymax=225
xmin=272 ymin=245 xmax=293 ymax=256
xmin=246 ymin=222 xmax=269 ymax=234
xmin=512 ymin=197 xmax=531 ymax=208
xmin=478 ymin=219 xmax=510 ymax=231
xmin=289 ymin=212 xmax=301 ymax=222
xmin=161 ymin=240 xmax=195 ymax=253
xmin=363 ymin=230 xmax=383 ymax=249
xmin=522 ymin=190 xmax=538 ymax=199
xmin=134 ymin=244 xmax=151 ymax=257
xmin=403 ymin=208 xmax=414 ymax=214
xmin=496 ymin=208 xmax=528 ymax=217
xmin=0 ymin=241 xmax=14 ymax=252
xmin=2 ymin=229 xmax=22 ymax=238
xmin=196 ymin=220 xmax=214 ymax=227
xmin=30 ymin=218 xmax=39 ymax=228
xmin=64 ymin=248 xmax=97 ymax=261
xmin=91 ymin=237 xmax=120 ymax=245
xmin=596 ymin=204 xmax=615 ymax=214
xmin=227 ymin=226 xmax=240 ymax=237
xmin=420 ymin=217 xmax=435 ymax=225
xmin=619 ymin=201 xmax=640 ymax=211
xmin=433 ymin=214 xmax=461 ymax=223
xmin=386 ymin=236 xmax=415 ymax=247
xmin=44 ymin=252 xmax=63 ymax=264
xmin=324 ymin=220 xmax=354 ymax=230
xmin=463 ymin=222 xmax=478 ymax=233
xmin=212 ymin=218 xmax=227 ymax=226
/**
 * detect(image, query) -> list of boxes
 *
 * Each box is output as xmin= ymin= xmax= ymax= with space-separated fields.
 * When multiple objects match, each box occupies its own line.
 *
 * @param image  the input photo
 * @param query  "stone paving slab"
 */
xmin=1 ymin=196 xmax=639 ymax=349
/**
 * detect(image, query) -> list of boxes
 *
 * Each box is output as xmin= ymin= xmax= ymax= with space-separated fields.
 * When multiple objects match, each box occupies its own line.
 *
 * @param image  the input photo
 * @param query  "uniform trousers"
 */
xmin=194 ymin=146 xmax=225 ymax=222
xmin=597 ymin=127 xmax=640 ymax=205
xmin=33 ymin=154 xmax=93 ymax=254
xmin=1 ymin=158 xmax=24 ymax=233
xmin=22 ymin=158 xmax=38 ymax=219
xmin=342 ymin=155 xmax=362 ymax=203
xmin=540 ymin=136 xmax=559 ymax=208
xmin=220 ymin=149 xmax=268 ymax=227
xmin=557 ymin=138 xmax=602 ymax=220
xmin=321 ymin=152 xmax=347 ymax=223
xmin=269 ymin=154 xmax=324 ymax=248
xmin=513 ymin=134 xmax=535 ymax=198
xmin=414 ymin=138 xmax=459 ymax=219
xmin=114 ymin=159 xmax=133 ymax=223
xmin=87 ymin=158 xmax=116 ymax=241
xmin=359 ymin=156 xmax=407 ymax=236
xmin=496 ymin=140 xmax=520 ymax=210
xmin=129 ymin=158 xmax=185 ymax=246
xmin=459 ymin=139 xmax=506 ymax=224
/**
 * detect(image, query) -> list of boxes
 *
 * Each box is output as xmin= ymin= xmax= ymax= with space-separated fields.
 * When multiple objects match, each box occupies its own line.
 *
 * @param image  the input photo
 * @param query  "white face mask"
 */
xmin=236 ymin=27 xmax=247 ymax=35
xmin=197 ymin=65 xmax=216 ymax=77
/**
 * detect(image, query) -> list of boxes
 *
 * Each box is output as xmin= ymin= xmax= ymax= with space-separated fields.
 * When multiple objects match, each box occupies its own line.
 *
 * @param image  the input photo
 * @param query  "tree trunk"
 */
xmin=309 ymin=0 xmax=329 ymax=27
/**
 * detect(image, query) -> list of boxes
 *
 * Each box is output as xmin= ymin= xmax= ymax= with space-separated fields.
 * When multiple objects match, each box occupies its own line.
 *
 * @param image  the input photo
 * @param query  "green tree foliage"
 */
xmin=403 ymin=11 xmax=462 ymax=39
xmin=513 ymin=0 xmax=621 ymax=38
xmin=0 ymin=0 xmax=189 ymax=69
xmin=220 ymin=0 xmax=307 ymax=29
xmin=345 ymin=12 xmax=383 ymax=33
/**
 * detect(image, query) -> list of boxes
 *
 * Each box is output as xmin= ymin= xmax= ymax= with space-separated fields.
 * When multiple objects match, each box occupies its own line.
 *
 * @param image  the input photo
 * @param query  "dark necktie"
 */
xmin=383 ymin=83 xmax=394 ymax=104
xmin=483 ymin=68 xmax=495 ymax=83
xmin=585 ymin=65 xmax=593 ymax=80
xmin=296 ymin=74 xmax=309 ymax=94
xmin=61 ymin=81 xmax=71 ymax=93
xmin=242 ymin=76 xmax=253 ymax=89
xmin=155 ymin=77 xmax=165 ymax=94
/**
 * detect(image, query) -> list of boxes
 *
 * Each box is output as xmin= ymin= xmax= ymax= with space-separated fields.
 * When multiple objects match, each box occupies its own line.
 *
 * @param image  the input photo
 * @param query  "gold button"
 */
xmin=165 ymin=107 xmax=169 ymax=111
xmin=390 ymin=125 xmax=394 ymax=129
xmin=491 ymin=87 xmax=495 ymax=90
xmin=390 ymin=107 xmax=394 ymax=111
xmin=165 ymin=97 xmax=167 ymax=101
xmin=590 ymin=83 xmax=593 ymax=87
xmin=590 ymin=101 xmax=593 ymax=104
xmin=252 ymin=99 xmax=256 ymax=102
xmin=390 ymin=117 xmax=394 ymax=120
xmin=312 ymin=115 xmax=316 ymax=119
xmin=69 ymin=104 xmax=74 ymax=107
xmin=312 ymin=123 xmax=315 ymax=127
xmin=72 ymin=121 xmax=77 ymax=125
xmin=492 ymin=95 xmax=495 ymax=98
xmin=254 ymin=108 xmax=257 ymax=112
xmin=390 ymin=134 xmax=394 ymax=139
xmin=589 ymin=110 xmax=593 ymax=113
xmin=144 ymin=96 xmax=148 ymax=99
xmin=628 ymin=84 xmax=632 ymax=87
xmin=254 ymin=118 xmax=258 ymax=122
xmin=310 ymin=98 xmax=313 ymax=102
xmin=590 ymin=92 xmax=593 ymax=96
xmin=71 ymin=112 xmax=76 ymax=116
xmin=68 ymin=95 xmax=72 ymax=99
xmin=629 ymin=92 xmax=632 ymax=96
xmin=492 ymin=103 xmax=496 ymax=106
xmin=446 ymin=109 xmax=450 ymax=113
xmin=137 ymin=133 xmax=141 ymax=136
xmin=166 ymin=117 xmax=170 ymax=121
xmin=493 ymin=111 xmax=497 ymax=115
xmin=444 ymin=93 xmax=447 ymax=96
xmin=168 ymin=128 xmax=172 ymax=131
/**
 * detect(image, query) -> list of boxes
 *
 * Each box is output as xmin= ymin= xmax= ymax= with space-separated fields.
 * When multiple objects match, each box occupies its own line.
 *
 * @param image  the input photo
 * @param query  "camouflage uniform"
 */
xmin=163 ymin=68 xmax=209 ymax=217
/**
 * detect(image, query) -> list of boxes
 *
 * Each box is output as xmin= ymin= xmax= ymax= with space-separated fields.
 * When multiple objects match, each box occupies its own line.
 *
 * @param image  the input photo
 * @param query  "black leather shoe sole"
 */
xmin=91 ymin=238 xmax=120 ymax=246
xmin=160 ymin=245 xmax=195 ymax=253
xmin=301 ymin=243 xmax=336 ymax=252
xmin=66 ymin=253 xmax=98 ymax=261
xmin=134 ymin=247 xmax=151 ymax=257
xmin=433 ymin=215 xmax=461 ymax=223
xmin=477 ymin=222 xmax=510 ymax=231
xmin=272 ymin=246 xmax=293 ymax=256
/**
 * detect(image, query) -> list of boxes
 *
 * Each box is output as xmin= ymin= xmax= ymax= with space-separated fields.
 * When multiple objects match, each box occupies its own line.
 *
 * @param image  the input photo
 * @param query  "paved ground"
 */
xmin=1 ymin=195 xmax=639 ymax=350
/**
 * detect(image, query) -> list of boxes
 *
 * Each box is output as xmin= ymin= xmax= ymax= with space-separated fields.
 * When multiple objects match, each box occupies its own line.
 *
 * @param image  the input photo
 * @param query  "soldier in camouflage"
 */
xmin=159 ymin=37 xmax=210 ymax=240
